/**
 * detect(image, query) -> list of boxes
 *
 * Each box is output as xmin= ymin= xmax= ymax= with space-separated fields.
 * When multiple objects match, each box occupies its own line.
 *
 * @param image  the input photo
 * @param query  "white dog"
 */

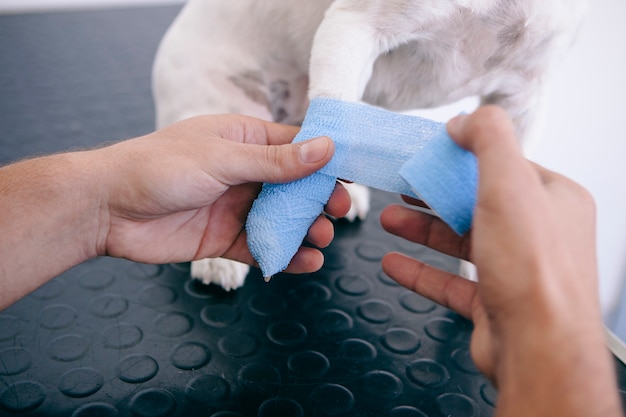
xmin=152 ymin=0 xmax=587 ymax=290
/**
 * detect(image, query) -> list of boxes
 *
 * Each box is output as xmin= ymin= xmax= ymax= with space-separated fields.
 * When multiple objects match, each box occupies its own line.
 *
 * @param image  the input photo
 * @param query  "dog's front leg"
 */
xmin=307 ymin=5 xmax=387 ymax=220
xmin=308 ymin=5 xmax=382 ymax=102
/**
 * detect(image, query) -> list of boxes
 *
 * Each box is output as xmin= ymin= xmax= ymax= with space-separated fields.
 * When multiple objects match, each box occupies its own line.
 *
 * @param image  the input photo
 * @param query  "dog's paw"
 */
xmin=342 ymin=182 xmax=371 ymax=222
xmin=190 ymin=258 xmax=250 ymax=291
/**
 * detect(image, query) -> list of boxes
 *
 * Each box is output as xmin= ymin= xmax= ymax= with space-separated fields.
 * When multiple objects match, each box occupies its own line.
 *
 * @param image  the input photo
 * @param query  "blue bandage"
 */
xmin=245 ymin=98 xmax=477 ymax=278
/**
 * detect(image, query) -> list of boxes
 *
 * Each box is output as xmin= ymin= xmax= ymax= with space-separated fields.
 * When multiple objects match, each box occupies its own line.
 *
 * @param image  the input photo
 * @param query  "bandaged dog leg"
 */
xmin=246 ymin=98 xmax=477 ymax=278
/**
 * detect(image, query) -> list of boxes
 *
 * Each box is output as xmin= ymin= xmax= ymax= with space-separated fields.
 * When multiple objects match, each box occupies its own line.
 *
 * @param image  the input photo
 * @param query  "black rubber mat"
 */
xmin=0 ymin=5 xmax=624 ymax=417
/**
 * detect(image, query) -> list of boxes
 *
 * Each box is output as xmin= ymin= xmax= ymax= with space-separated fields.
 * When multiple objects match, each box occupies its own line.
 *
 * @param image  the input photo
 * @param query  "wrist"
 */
xmin=50 ymin=151 xmax=107 ymax=262
xmin=70 ymin=148 xmax=113 ymax=259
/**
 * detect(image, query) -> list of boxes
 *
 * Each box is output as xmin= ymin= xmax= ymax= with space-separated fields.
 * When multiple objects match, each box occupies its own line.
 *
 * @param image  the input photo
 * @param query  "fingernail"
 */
xmin=298 ymin=136 xmax=331 ymax=163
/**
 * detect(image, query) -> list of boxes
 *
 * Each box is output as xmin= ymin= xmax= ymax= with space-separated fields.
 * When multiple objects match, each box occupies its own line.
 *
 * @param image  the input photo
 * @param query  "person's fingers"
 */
xmin=217 ymin=136 xmax=335 ymax=185
xmin=447 ymin=106 xmax=545 ymax=223
xmin=448 ymin=106 xmax=539 ymax=192
xmin=305 ymin=214 xmax=334 ymax=249
xmin=305 ymin=183 xmax=352 ymax=249
xmin=284 ymin=247 xmax=325 ymax=274
xmin=223 ymin=238 xmax=326 ymax=275
xmin=196 ymin=114 xmax=301 ymax=147
xmin=259 ymin=120 xmax=302 ymax=146
xmin=447 ymin=106 xmax=521 ymax=164
xmin=218 ymin=212 xmax=336 ymax=275
xmin=382 ymin=252 xmax=478 ymax=319
xmin=325 ymin=182 xmax=351 ymax=219
xmin=380 ymin=204 xmax=471 ymax=260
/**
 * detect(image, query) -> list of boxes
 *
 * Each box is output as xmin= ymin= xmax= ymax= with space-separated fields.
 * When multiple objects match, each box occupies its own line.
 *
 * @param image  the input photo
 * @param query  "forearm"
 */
xmin=0 ymin=152 xmax=102 ymax=310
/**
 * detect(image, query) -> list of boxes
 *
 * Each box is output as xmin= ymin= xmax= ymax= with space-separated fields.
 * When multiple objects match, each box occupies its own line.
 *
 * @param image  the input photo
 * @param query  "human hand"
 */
xmin=380 ymin=106 xmax=620 ymax=416
xmin=92 ymin=114 xmax=350 ymax=273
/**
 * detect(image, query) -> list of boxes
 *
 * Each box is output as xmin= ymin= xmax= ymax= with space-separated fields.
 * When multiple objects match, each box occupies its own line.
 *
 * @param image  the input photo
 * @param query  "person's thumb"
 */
xmin=223 ymin=136 xmax=334 ymax=185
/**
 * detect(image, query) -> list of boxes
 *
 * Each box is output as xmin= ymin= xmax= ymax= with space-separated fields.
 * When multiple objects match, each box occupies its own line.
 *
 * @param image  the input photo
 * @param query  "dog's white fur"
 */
xmin=152 ymin=0 xmax=587 ymax=290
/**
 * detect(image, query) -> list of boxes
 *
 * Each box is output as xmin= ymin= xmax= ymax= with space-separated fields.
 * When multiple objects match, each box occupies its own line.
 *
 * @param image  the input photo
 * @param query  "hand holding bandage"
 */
xmin=245 ymin=98 xmax=478 ymax=278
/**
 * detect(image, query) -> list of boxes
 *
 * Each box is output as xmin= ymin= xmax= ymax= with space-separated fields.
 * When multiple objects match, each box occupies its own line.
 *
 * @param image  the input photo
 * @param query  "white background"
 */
xmin=2 ymin=0 xmax=625 ymax=325
xmin=532 ymin=0 xmax=626 ymax=322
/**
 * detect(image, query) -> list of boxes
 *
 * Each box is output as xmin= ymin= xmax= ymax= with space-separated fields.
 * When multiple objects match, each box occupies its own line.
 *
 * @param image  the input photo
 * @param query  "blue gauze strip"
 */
xmin=245 ymin=98 xmax=477 ymax=278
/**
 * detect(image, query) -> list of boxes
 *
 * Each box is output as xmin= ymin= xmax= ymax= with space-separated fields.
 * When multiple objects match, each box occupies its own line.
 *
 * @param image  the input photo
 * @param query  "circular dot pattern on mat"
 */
xmin=337 ymin=338 xmax=377 ymax=363
xmin=0 ymin=162 xmax=505 ymax=417
xmin=138 ymin=285 xmax=176 ymax=307
xmin=357 ymin=299 xmax=393 ymax=323
xmin=406 ymin=359 xmax=450 ymax=388
xmin=128 ymin=263 xmax=162 ymax=279
xmin=316 ymin=309 xmax=354 ymax=337
xmin=258 ymin=398 xmax=304 ymax=417
xmin=200 ymin=304 xmax=240 ymax=328
xmin=335 ymin=274 xmax=371 ymax=296
xmin=248 ymin=293 xmax=287 ymax=316
xmin=399 ymin=292 xmax=436 ymax=314
xmin=129 ymin=388 xmax=176 ymax=417
xmin=322 ymin=251 xmax=349 ymax=270
xmin=71 ymin=403 xmax=119 ymax=417
xmin=310 ymin=384 xmax=355 ymax=415
xmin=0 ymin=315 xmax=20 ymax=341
xmin=218 ymin=332 xmax=258 ymax=358
xmin=40 ymin=304 xmax=77 ymax=330
xmin=436 ymin=393 xmax=479 ymax=417
xmin=47 ymin=334 xmax=89 ymax=362
xmin=168 ymin=263 xmax=190 ymax=273
xmin=288 ymin=282 xmax=332 ymax=307
xmin=0 ymin=347 xmax=32 ymax=376
xmin=237 ymin=362 xmax=281 ymax=397
xmin=480 ymin=383 xmax=498 ymax=407
xmin=90 ymin=295 xmax=128 ymax=318
xmin=29 ymin=279 xmax=65 ymax=300
xmin=361 ymin=370 xmax=403 ymax=401
xmin=185 ymin=375 xmax=230 ymax=404
xmin=355 ymin=242 xmax=386 ymax=261
xmin=184 ymin=278 xmax=217 ymax=299
xmin=386 ymin=405 xmax=428 ymax=417
xmin=424 ymin=317 xmax=460 ymax=342
xmin=170 ymin=342 xmax=211 ymax=370
xmin=0 ymin=381 xmax=46 ymax=412
xmin=385 ymin=405 xmax=428 ymax=417
xmin=266 ymin=321 xmax=307 ymax=346
xmin=451 ymin=348 xmax=480 ymax=374
xmin=78 ymin=268 xmax=115 ymax=290
xmin=59 ymin=368 xmax=104 ymax=398
xmin=117 ymin=355 xmax=159 ymax=384
xmin=153 ymin=312 xmax=193 ymax=337
xmin=377 ymin=270 xmax=400 ymax=287
xmin=288 ymin=350 xmax=330 ymax=377
xmin=102 ymin=323 xmax=143 ymax=349
xmin=381 ymin=328 xmax=421 ymax=354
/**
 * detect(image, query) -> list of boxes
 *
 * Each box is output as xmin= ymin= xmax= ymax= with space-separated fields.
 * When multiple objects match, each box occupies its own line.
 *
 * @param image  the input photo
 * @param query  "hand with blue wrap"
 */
xmin=0 ymin=114 xmax=350 ymax=309
xmin=246 ymin=98 xmax=478 ymax=278
xmin=381 ymin=107 xmax=621 ymax=417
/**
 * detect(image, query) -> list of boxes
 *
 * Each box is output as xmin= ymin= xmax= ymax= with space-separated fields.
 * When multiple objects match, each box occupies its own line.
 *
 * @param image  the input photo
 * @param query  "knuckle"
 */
xmin=264 ymin=145 xmax=289 ymax=178
xmin=470 ymin=106 xmax=512 ymax=137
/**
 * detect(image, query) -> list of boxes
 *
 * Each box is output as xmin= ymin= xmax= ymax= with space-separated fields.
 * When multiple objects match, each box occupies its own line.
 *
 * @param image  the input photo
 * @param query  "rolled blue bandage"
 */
xmin=399 ymin=128 xmax=477 ymax=236
xmin=246 ymin=98 xmax=477 ymax=278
